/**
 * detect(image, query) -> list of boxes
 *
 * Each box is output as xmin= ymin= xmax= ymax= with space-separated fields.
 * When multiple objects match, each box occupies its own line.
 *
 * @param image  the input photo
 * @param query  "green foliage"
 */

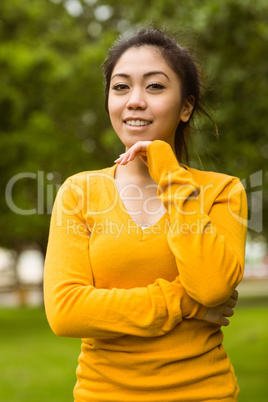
xmin=0 ymin=0 xmax=119 ymax=251
xmin=0 ymin=0 xmax=267 ymax=251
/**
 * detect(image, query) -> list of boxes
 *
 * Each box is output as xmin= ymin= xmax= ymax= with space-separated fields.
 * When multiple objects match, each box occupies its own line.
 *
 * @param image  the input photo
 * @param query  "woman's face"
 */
xmin=108 ymin=46 xmax=193 ymax=151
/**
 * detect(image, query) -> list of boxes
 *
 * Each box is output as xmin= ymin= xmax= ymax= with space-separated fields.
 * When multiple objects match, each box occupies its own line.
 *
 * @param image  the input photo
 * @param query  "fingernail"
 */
xmin=114 ymin=158 xmax=120 ymax=163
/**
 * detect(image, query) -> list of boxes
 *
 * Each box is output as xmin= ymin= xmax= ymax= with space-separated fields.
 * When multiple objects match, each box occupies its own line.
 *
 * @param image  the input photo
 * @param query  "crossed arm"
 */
xmin=44 ymin=141 xmax=247 ymax=339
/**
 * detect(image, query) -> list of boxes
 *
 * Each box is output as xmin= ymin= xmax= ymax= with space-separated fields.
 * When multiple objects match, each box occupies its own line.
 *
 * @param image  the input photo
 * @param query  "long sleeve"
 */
xmin=43 ymin=177 xmax=207 ymax=339
xmin=147 ymin=140 xmax=248 ymax=307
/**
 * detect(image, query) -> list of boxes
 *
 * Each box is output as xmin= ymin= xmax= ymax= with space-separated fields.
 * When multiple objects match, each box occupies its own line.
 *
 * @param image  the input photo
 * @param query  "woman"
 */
xmin=44 ymin=27 xmax=248 ymax=401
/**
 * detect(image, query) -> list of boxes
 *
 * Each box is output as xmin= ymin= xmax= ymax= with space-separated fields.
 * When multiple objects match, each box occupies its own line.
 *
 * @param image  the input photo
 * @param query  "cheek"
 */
xmin=108 ymin=96 xmax=121 ymax=118
xmin=167 ymin=99 xmax=183 ymax=126
xmin=108 ymin=102 xmax=124 ymax=135
xmin=157 ymin=103 xmax=180 ymax=128
xmin=108 ymin=101 xmax=117 ymax=124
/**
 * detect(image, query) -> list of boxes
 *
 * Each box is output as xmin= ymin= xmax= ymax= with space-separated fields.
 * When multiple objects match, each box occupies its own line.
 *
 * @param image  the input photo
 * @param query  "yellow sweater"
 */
xmin=44 ymin=140 xmax=248 ymax=402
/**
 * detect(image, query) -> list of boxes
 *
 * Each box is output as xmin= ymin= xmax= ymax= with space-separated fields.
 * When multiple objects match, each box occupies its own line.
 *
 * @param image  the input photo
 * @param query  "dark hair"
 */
xmin=102 ymin=26 xmax=214 ymax=164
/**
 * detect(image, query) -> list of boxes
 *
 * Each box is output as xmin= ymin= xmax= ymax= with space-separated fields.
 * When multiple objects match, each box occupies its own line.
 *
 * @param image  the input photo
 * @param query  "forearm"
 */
xmin=147 ymin=140 xmax=248 ymax=307
xmin=44 ymin=178 xmax=206 ymax=339
xmin=44 ymin=272 xmax=206 ymax=339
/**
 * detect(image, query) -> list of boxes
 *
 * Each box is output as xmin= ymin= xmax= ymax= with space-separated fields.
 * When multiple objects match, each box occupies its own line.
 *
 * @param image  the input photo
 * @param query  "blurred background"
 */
xmin=0 ymin=0 xmax=267 ymax=400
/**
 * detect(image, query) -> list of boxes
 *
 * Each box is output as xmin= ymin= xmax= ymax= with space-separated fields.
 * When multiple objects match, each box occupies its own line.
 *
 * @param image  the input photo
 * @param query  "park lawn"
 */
xmin=0 ymin=307 xmax=81 ymax=402
xmin=0 ymin=305 xmax=267 ymax=401
xmin=222 ymin=303 xmax=268 ymax=402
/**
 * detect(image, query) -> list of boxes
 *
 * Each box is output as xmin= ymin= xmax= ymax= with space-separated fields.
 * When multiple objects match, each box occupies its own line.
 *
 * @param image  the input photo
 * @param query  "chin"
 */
xmin=120 ymin=136 xmax=145 ymax=148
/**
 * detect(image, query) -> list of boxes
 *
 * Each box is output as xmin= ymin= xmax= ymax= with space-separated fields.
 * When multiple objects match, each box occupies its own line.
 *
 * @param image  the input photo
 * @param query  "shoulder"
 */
xmin=186 ymin=165 xmax=244 ymax=193
xmin=57 ymin=165 xmax=116 ymax=197
xmin=52 ymin=165 xmax=117 ymax=221
xmin=184 ymin=166 xmax=247 ymax=210
xmin=63 ymin=165 xmax=115 ymax=188
xmin=55 ymin=165 xmax=116 ymax=204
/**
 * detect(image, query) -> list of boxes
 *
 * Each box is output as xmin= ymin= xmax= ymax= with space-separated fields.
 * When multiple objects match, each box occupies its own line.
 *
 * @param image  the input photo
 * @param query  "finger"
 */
xmin=127 ymin=147 xmax=140 ymax=162
xmin=221 ymin=317 xmax=230 ymax=327
xmin=118 ymin=152 xmax=131 ymax=165
xmin=114 ymin=144 xmax=140 ymax=165
xmin=134 ymin=140 xmax=151 ymax=153
xmin=114 ymin=149 xmax=146 ymax=165
xmin=232 ymin=289 xmax=238 ymax=301
xmin=114 ymin=141 xmax=151 ymax=164
xmin=216 ymin=313 xmax=230 ymax=327
xmin=227 ymin=297 xmax=236 ymax=308
xmin=223 ymin=306 xmax=234 ymax=318
xmin=139 ymin=155 xmax=148 ymax=166
xmin=114 ymin=153 xmax=126 ymax=164
xmin=125 ymin=147 xmax=146 ymax=163
xmin=128 ymin=141 xmax=151 ymax=159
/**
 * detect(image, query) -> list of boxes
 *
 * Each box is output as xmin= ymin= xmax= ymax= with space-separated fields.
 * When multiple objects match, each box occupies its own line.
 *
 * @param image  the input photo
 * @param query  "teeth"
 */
xmin=125 ymin=120 xmax=151 ymax=126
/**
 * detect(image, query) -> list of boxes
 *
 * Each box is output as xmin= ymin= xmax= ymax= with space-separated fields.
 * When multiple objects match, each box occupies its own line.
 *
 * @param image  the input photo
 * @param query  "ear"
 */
xmin=180 ymin=96 xmax=195 ymax=122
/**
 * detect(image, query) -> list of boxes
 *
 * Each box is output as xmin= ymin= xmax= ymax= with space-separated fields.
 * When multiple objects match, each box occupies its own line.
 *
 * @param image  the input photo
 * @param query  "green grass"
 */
xmin=0 ymin=304 xmax=267 ymax=401
xmin=0 ymin=307 xmax=81 ymax=402
xmin=222 ymin=304 xmax=268 ymax=402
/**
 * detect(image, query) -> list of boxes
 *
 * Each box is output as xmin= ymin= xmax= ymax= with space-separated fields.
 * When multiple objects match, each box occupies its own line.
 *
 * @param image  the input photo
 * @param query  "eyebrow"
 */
xmin=111 ymin=71 xmax=170 ymax=81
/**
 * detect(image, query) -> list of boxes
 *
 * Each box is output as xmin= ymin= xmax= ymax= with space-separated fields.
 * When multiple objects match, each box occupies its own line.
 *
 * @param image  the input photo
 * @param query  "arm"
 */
xmin=146 ymin=140 xmax=248 ymax=307
xmin=43 ymin=178 xmax=207 ymax=339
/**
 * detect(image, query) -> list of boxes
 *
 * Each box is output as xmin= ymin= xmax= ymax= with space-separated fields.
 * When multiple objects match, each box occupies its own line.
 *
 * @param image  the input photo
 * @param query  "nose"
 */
xmin=126 ymin=88 xmax=147 ymax=110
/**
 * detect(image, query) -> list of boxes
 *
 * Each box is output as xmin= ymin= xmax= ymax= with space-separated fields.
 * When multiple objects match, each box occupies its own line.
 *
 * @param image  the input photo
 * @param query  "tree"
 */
xmin=0 ymin=0 xmax=119 ymax=252
xmin=0 ymin=0 xmax=267 ymax=253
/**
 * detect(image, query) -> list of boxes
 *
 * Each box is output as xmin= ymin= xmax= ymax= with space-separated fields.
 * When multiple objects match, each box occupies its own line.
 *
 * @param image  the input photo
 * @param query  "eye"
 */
xmin=111 ymin=84 xmax=129 ymax=91
xmin=147 ymin=83 xmax=165 ymax=90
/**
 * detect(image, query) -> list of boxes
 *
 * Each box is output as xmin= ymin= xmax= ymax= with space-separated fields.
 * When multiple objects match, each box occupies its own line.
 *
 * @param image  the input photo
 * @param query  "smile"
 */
xmin=124 ymin=120 xmax=152 ymax=126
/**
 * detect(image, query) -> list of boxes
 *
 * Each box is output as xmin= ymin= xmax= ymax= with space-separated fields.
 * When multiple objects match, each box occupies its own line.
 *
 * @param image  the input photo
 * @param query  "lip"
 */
xmin=123 ymin=117 xmax=152 ymax=122
xmin=123 ymin=117 xmax=153 ymax=128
